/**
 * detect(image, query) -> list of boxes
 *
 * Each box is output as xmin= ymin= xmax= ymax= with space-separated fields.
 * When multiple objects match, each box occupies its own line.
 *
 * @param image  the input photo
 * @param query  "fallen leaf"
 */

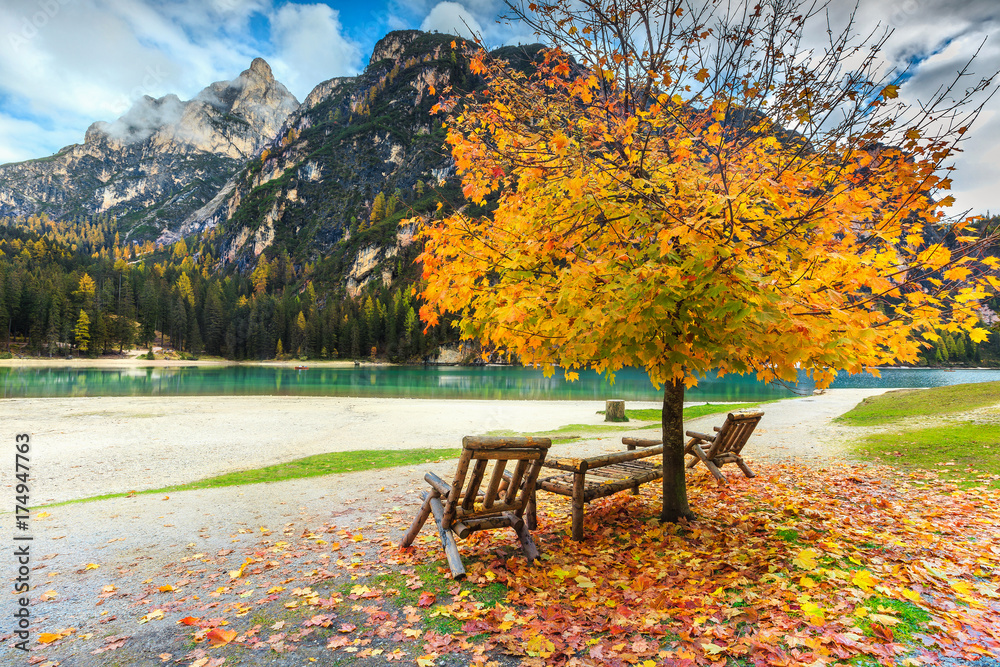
xmin=138 ymin=609 xmax=165 ymax=624
xmin=793 ymin=548 xmax=819 ymax=570
xmin=206 ymin=629 xmax=237 ymax=648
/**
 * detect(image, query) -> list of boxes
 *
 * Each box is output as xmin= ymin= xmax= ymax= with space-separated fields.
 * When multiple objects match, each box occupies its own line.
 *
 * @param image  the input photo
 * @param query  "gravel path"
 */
xmin=0 ymin=389 xmax=894 ymax=664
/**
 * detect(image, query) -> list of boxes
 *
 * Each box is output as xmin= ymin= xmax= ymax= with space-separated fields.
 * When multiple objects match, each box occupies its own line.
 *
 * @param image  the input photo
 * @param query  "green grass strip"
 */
xmin=628 ymin=400 xmax=780 ymax=422
xmin=836 ymin=382 xmax=1000 ymax=426
xmin=40 ymin=448 xmax=463 ymax=508
xmin=491 ymin=400 xmax=784 ymax=440
xmin=852 ymin=422 xmax=1000 ymax=489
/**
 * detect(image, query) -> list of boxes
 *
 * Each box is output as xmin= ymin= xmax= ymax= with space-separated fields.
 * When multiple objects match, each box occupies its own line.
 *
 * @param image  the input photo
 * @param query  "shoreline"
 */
xmin=1 ymin=390 xmax=888 ymax=506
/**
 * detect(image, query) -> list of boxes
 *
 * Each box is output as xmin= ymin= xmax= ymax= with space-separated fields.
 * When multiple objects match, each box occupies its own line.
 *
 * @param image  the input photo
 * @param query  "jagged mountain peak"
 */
xmin=0 ymin=59 xmax=301 ymax=236
xmin=246 ymin=57 xmax=274 ymax=80
xmin=82 ymin=59 xmax=297 ymax=151
xmin=369 ymin=30 xmax=424 ymax=66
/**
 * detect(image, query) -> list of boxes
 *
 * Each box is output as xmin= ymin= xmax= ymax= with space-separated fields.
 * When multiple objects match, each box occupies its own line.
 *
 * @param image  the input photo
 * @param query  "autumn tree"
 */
xmin=370 ymin=191 xmax=387 ymax=225
xmin=73 ymin=309 xmax=90 ymax=353
xmin=172 ymin=238 xmax=188 ymax=261
xmin=74 ymin=272 xmax=96 ymax=309
xmin=417 ymin=0 xmax=1000 ymax=521
xmin=176 ymin=272 xmax=195 ymax=307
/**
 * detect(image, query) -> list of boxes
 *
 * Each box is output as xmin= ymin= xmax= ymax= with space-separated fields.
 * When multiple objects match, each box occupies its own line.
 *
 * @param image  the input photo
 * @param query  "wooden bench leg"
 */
xmin=571 ymin=472 xmax=585 ymax=541
xmin=428 ymin=494 xmax=466 ymax=580
xmin=735 ymin=456 xmax=755 ymax=479
xmin=508 ymin=512 xmax=540 ymax=562
xmin=685 ymin=437 xmax=704 ymax=469
xmin=690 ymin=444 xmax=727 ymax=484
xmin=525 ymin=490 xmax=538 ymax=530
xmin=400 ymin=490 xmax=435 ymax=547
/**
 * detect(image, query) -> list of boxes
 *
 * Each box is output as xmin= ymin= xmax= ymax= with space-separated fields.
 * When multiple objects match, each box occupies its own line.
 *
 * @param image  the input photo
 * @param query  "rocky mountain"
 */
xmin=184 ymin=31 xmax=471 ymax=295
xmin=190 ymin=31 xmax=543 ymax=296
xmin=0 ymin=30 xmax=545 ymax=297
xmin=0 ymin=58 xmax=298 ymax=238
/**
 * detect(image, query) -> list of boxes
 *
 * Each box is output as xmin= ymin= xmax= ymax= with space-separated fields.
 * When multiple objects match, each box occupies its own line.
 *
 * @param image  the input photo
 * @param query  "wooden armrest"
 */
xmin=424 ymin=472 xmax=452 ymax=497
xmin=685 ymin=431 xmax=716 ymax=442
xmin=582 ymin=445 xmax=664 ymax=468
xmin=713 ymin=426 xmax=722 ymax=432
xmin=622 ymin=437 xmax=663 ymax=449
xmin=542 ymin=456 xmax=588 ymax=473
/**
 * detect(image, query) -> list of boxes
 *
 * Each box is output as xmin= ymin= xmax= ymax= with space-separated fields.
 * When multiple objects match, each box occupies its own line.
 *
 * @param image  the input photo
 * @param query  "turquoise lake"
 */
xmin=1 ymin=365 xmax=998 ymax=401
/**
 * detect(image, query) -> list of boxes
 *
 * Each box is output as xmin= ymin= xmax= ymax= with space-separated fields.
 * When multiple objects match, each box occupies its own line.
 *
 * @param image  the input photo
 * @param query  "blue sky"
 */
xmin=0 ymin=0 xmax=519 ymax=163
xmin=1 ymin=0 xmax=999 ymax=214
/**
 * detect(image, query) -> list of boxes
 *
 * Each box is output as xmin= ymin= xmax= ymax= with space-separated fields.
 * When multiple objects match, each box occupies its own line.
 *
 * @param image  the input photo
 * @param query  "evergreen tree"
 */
xmin=171 ymin=296 xmax=188 ymax=350
xmin=45 ymin=300 xmax=61 ymax=357
xmin=204 ymin=286 xmax=226 ymax=354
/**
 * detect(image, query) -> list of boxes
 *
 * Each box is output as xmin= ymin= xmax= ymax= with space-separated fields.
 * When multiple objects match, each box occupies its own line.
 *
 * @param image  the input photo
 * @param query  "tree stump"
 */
xmin=605 ymin=400 xmax=627 ymax=422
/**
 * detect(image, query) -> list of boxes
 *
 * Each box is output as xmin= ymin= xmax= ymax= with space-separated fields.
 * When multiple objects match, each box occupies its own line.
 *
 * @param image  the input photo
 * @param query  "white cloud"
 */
xmin=0 ymin=0 xmax=362 ymax=164
xmin=0 ymin=114 xmax=76 ymax=165
xmin=269 ymin=3 xmax=363 ymax=97
xmin=420 ymin=1 xmax=485 ymax=41
xmin=396 ymin=0 xmax=533 ymax=47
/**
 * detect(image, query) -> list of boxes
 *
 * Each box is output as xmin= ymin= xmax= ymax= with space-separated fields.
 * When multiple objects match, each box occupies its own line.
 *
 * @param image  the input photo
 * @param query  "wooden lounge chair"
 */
xmin=399 ymin=436 xmax=551 ymax=579
xmin=684 ymin=410 xmax=764 ymax=483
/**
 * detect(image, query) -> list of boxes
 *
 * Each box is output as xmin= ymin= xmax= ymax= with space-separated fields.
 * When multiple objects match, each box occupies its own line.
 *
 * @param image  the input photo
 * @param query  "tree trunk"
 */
xmin=660 ymin=378 xmax=694 ymax=522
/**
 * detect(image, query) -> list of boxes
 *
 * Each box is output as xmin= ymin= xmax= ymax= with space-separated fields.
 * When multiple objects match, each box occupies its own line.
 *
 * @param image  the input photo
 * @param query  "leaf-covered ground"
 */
xmin=15 ymin=462 xmax=1000 ymax=667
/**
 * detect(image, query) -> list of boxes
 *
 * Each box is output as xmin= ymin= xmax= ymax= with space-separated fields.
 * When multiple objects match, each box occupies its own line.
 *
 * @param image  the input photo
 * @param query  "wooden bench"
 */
xmin=527 ymin=437 xmax=663 ymax=541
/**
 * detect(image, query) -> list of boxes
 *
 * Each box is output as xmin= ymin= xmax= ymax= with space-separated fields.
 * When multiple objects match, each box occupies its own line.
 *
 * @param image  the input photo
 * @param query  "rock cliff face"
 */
xmin=0 ymin=58 xmax=297 ymax=238
xmin=192 ymin=31 xmax=478 ymax=288
xmin=189 ymin=32 xmax=547 ymax=294
xmin=0 ymin=31 xmax=546 ymax=295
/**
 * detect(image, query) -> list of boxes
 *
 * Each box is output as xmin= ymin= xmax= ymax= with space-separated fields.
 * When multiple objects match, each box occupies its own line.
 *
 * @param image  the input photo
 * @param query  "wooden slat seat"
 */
xmin=399 ymin=436 xmax=550 ymax=579
xmin=529 ymin=437 xmax=664 ymax=541
xmin=684 ymin=410 xmax=764 ymax=483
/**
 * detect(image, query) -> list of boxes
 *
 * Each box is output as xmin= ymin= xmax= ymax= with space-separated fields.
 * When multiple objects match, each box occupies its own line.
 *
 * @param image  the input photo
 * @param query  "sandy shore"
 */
xmin=1 ymin=390 xmax=890 ymax=505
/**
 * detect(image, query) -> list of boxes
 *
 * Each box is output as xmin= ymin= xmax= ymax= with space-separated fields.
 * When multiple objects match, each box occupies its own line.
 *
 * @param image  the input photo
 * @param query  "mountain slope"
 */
xmin=195 ymin=31 xmax=545 ymax=296
xmin=0 ymin=58 xmax=297 ymax=239
xmin=192 ymin=32 xmax=468 ymax=279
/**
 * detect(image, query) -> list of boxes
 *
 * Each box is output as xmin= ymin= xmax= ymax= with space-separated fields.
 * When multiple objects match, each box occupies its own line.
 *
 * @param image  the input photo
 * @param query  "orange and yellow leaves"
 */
xmin=793 ymin=548 xmax=820 ymax=570
xmin=969 ymin=328 xmax=990 ymax=344
xmin=205 ymin=628 xmax=237 ymax=648
xmin=550 ymin=132 xmax=570 ymax=152
xmin=390 ymin=462 xmax=1000 ymax=663
xmin=418 ymin=31 xmax=998 ymax=391
xmin=38 ymin=629 xmax=75 ymax=644
xmin=851 ymin=569 xmax=877 ymax=592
